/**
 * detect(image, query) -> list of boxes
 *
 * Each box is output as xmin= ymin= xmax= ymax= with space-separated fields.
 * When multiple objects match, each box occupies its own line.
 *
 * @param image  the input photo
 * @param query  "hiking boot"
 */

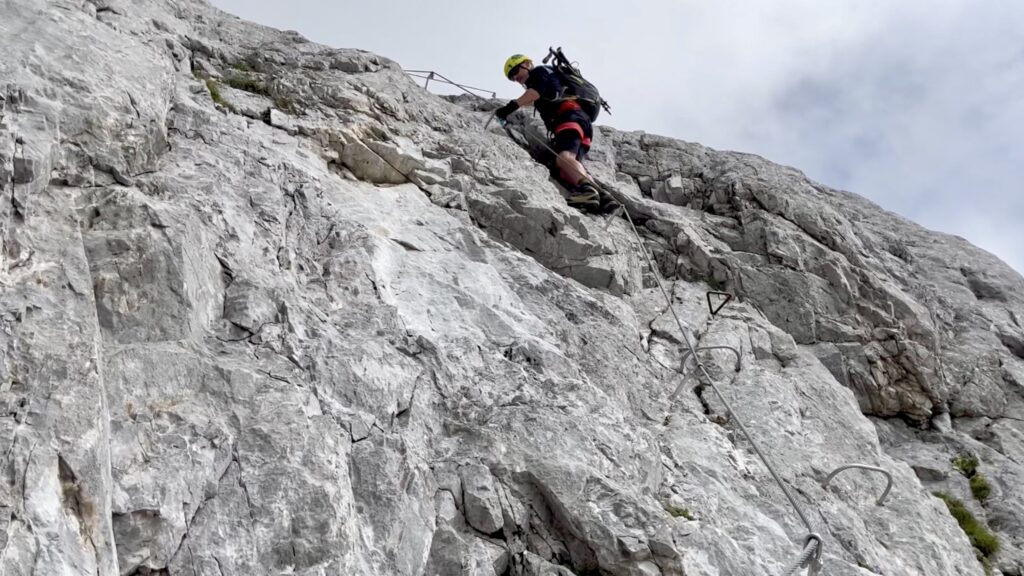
xmin=597 ymin=189 xmax=622 ymax=215
xmin=567 ymin=182 xmax=601 ymax=213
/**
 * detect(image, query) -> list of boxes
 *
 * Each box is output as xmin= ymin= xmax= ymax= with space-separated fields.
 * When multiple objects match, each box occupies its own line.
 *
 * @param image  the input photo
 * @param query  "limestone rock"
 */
xmin=461 ymin=464 xmax=505 ymax=535
xmin=0 ymin=1 xmax=1020 ymax=575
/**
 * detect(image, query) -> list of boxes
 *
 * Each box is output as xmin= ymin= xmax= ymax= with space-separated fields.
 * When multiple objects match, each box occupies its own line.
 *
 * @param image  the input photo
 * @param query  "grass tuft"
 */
xmin=223 ymin=73 xmax=297 ymax=113
xmin=224 ymin=73 xmax=270 ymax=96
xmin=663 ymin=504 xmax=694 ymax=520
xmin=934 ymin=492 xmax=999 ymax=558
xmin=953 ymin=455 xmax=979 ymax=477
xmin=204 ymin=78 xmax=236 ymax=112
xmin=970 ymin=474 xmax=993 ymax=502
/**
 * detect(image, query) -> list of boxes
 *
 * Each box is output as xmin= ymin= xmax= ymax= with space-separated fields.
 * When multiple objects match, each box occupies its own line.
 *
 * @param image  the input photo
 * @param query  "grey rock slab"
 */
xmin=515 ymin=551 xmax=576 ymax=576
xmin=460 ymin=464 xmax=505 ymax=535
xmin=2 ymin=1 xmax=1022 ymax=575
xmin=341 ymin=138 xmax=408 ymax=184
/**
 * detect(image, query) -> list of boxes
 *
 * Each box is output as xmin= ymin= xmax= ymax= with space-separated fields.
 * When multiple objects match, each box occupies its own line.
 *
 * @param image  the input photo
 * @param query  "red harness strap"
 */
xmin=554 ymin=121 xmax=592 ymax=147
xmin=558 ymin=99 xmax=583 ymax=114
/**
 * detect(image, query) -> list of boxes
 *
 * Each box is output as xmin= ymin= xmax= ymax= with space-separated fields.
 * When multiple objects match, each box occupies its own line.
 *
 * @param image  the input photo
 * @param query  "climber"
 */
xmin=494 ymin=53 xmax=620 ymax=215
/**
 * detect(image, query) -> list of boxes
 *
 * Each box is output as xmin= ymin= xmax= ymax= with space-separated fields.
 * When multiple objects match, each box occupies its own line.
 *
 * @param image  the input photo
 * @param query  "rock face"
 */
xmin=1 ymin=1 xmax=1022 ymax=575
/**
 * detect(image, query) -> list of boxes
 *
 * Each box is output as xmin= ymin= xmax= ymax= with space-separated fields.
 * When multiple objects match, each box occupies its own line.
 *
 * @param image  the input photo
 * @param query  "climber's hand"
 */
xmin=495 ymin=100 xmax=520 ymax=120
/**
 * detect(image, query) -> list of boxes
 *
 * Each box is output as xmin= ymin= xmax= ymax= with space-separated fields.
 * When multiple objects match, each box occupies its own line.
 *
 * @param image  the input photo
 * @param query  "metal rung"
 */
xmin=681 ymin=346 xmax=742 ymax=373
xmin=822 ymin=464 xmax=894 ymax=506
xmin=670 ymin=345 xmax=742 ymax=401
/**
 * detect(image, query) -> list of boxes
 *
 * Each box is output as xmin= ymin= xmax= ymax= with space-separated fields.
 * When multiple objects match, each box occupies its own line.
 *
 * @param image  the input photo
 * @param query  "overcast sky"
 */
xmin=210 ymin=0 xmax=1024 ymax=274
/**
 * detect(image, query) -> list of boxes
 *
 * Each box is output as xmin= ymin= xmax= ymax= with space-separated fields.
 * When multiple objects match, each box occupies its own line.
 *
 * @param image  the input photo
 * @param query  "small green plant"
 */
xmin=953 ymin=455 xmax=979 ymax=477
xmin=663 ymin=504 xmax=694 ymax=520
xmin=204 ymin=79 xmax=236 ymax=112
xmin=952 ymin=454 xmax=993 ymax=504
xmin=222 ymin=73 xmax=296 ymax=113
xmin=204 ymin=78 xmax=220 ymax=100
xmin=231 ymin=60 xmax=254 ymax=72
xmin=934 ymin=492 xmax=999 ymax=558
xmin=224 ymin=73 xmax=271 ymax=97
xmin=970 ymin=474 xmax=993 ymax=502
xmin=273 ymin=95 xmax=297 ymax=114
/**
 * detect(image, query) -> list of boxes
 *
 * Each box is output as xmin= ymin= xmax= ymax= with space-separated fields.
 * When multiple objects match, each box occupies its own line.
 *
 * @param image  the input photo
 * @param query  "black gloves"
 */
xmin=495 ymin=100 xmax=520 ymax=120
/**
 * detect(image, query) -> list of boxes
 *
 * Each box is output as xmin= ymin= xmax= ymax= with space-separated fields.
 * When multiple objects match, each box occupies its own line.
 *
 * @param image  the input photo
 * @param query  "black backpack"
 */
xmin=543 ymin=47 xmax=611 ymax=122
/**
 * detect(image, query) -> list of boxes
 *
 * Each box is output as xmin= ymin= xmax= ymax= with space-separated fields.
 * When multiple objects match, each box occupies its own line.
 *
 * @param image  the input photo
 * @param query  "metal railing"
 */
xmin=404 ymin=70 xmax=496 ymax=100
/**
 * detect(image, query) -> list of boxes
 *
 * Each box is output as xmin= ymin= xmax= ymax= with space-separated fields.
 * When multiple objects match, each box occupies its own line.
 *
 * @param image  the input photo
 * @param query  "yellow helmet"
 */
xmin=504 ymin=54 xmax=531 ymax=79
